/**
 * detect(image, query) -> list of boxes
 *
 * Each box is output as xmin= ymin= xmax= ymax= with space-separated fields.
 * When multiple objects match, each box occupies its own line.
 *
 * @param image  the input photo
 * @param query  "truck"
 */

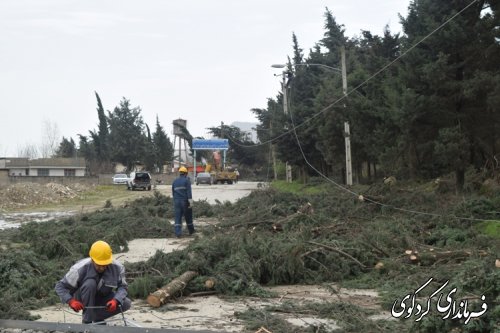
xmin=213 ymin=168 xmax=237 ymax=184
xmin=204 ymin=163 xmax=237 ymax=184
xmin=191 ymin=139 xmax=238 ymax=185
xmin=127 ymin=171 xmax=152 ymax=190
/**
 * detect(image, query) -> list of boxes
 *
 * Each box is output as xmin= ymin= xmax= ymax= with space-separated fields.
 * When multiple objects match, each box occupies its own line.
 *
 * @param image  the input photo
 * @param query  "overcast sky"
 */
xmin=0 ymin=0 xmax=410 ymax=157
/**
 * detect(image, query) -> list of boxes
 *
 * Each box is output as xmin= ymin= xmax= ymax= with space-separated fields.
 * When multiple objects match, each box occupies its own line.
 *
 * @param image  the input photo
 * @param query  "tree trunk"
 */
xmin=408 ymin=141 xmax=418 ymax=180
xmin=455 ymin=168 xmax=465 ymax=194
xmin=147 ymin=271 xmax=198 ymax=308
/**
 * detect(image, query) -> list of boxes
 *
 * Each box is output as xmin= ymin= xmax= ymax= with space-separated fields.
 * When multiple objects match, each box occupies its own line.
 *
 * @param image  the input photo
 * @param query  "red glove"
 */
xmin=106 ymin=298 xmax=118 ymax=312
xmin=68 ymin=299 xmax=84 ymax=312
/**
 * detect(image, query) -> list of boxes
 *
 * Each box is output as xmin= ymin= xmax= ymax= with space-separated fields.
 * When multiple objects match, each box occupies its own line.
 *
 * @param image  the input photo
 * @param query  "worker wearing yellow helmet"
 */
xmin=55 ymin=240 xmax=132 ymax=324
xmin=172 ymin=166 xmax=195 ymax=237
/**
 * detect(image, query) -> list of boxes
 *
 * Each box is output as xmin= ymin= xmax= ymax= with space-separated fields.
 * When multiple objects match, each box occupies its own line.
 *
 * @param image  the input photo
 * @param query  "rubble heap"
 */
xmin=0 ymin=183 xmax=91 ymax=211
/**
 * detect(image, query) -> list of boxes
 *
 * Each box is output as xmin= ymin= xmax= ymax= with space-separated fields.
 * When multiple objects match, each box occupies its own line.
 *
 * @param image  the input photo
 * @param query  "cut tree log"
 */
xmin=204 ymin=277 xmax=216 ymax=289
xmin=404 ymin=249 xmax=488 ymax=266
xmin=147 ymin=271 xmax=198 ymax=307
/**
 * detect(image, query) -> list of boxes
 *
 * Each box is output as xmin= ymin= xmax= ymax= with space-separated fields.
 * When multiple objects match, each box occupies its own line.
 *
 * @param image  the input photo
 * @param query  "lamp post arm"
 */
xmin=272 ymin=63 xmax=342 ymax=73
xmin=293 ymin=63 xmax=342 ymax=73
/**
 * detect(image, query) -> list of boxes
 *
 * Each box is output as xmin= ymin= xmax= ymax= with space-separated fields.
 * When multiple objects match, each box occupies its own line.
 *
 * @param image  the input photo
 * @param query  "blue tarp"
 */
xmin=192 ymin=139 xmax=229 ymax=150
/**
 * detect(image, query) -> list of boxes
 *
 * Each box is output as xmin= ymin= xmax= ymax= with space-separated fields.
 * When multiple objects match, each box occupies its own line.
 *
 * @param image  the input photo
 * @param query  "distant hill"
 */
xmin=231 ymin=121 xmax=258 ymax=142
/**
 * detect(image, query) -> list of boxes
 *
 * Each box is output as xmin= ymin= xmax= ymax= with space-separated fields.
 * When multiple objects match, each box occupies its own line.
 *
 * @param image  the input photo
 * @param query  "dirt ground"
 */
xmin=2 ymin=181 xmax=392 ymax=331
xmin=31 ymin=237 xmax=391 ymax=332
xmin=0 ymin=181 xmax=261 ymax=229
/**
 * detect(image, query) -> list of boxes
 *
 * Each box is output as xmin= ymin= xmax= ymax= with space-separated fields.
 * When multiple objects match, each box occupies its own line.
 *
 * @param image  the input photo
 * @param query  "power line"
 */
xmin=225 ymin=0 xmax=495 ymax=222
xmin=286 ymin=76 xmax=494 ymax=223
xmin=226 ymin=0 xmax=481 ymax=149
xmin=283 ymin=0 xmax=498 ymax=223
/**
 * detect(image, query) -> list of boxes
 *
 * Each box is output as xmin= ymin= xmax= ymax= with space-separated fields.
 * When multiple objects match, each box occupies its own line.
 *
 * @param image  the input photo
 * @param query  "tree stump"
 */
xmin=147 ymin=271 xmax=198 ymax=307
xmin=204 ymin=277 xmax=216 ymax=289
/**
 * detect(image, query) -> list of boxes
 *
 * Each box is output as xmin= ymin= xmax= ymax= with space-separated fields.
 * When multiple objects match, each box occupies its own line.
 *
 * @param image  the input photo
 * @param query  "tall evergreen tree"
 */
xmin=54 ymin=137 xmax=76 ymax=158
xmin=77 ymin=134 xmax=95 ymax=175
xmin=398 ymin=0 xmax=499 ymax=189
xmin=152 ymin=115 xmax=174 ymax=173
xmin=144 ymin=124 xmax=155 ymax=172
xmin=321 ymin=8 xmax=347 ymax=59
xmin=94 ymin=91 xmax=109 ymax=161
xmin=107 ymin=98 xmax=146 ymax=171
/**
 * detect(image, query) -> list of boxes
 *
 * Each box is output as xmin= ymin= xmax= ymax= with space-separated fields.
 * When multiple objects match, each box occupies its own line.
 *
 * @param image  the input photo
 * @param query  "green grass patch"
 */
xmin=270 ymin=180 xmax=326 ymax=195
xmin=475 ymin=220 xmax=500 ymax=238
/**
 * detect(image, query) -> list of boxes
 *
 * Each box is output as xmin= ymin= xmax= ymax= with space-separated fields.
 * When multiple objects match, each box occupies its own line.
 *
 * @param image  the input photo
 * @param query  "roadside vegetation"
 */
xmin=0 ymin=177 xmax=498 ymax=332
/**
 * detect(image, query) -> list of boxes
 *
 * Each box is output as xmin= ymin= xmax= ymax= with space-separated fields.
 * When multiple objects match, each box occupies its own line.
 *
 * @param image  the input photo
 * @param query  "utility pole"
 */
xmin=341 ymin=46 xmax=353 ymax=186
xmin=282 ymin=71 xmax=292 ymax=183
xmin=221 ymin=121 xmax=225 ymax=171
xmin=270 ymin=118 xmax=277 ymax=181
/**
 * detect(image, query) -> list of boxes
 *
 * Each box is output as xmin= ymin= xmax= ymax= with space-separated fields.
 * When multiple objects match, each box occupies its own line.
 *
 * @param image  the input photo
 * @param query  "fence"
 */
xmin=0 ymin=172 xmax=177 ymax=187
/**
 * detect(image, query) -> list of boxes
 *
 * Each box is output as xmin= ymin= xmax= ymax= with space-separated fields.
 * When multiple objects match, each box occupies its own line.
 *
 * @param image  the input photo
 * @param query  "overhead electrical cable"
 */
xmin=225 ymin=0 xmax=495 ymax=222
xmin=226 ymin=0 xmax=481 ymax=149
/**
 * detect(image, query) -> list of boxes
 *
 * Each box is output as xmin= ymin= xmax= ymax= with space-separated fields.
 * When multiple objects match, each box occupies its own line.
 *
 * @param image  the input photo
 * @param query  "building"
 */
xmin=0 ymin=157 xmax=86 ymax=177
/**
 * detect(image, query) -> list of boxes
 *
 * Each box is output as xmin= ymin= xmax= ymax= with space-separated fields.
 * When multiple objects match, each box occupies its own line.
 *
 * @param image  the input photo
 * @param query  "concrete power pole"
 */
xmin=282 ymin=71 xmax=292 ymax=183
xmin=270 ymin=119 xmax=278 ymax=181
xmin=341 ymin=46 xmax=353 ymax=186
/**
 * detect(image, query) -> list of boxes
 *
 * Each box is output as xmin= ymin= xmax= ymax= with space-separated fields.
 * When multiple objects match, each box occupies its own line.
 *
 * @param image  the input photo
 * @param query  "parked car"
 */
xmin=196 ymin=172 xmax=213 ymax=185
xmin=127 ymin=171 xmax=152 ymax=190
xmin=112 ymin=173 xmax=129 ymax=184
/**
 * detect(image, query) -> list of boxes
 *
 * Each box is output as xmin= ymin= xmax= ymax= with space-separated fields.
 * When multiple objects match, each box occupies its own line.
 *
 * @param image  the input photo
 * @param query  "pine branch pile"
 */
xmin=0 ymin=180 xmax=498 ymax=332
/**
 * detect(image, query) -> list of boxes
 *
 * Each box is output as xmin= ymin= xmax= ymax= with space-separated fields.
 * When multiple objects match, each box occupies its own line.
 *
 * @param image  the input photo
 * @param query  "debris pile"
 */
xmin=0 ymin=183 xmax=92 ymax=210
xmin=0 ymin=180 xmax=498 ymax=332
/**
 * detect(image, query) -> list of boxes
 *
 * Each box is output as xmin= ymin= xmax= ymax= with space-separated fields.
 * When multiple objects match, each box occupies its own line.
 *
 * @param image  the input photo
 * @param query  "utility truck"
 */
xmin=191 ymin=139 xmax=237 ymax=185
xmin=205 ymin=163 xmax=237 ymax=184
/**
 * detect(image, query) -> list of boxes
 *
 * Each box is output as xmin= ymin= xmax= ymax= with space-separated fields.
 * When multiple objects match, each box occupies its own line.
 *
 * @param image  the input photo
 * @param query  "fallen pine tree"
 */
xmin=0 ymin=180 xmax=498 ymax=332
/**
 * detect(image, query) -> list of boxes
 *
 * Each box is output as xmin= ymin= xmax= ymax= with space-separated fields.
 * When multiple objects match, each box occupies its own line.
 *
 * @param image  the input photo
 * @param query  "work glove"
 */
xmin=188 ymin=199 xmax=194 ymax=208
xmin=68 ymin=298 xmax=84 ymax=312
xmin=106 ymin=298 xmax=119 ymax=312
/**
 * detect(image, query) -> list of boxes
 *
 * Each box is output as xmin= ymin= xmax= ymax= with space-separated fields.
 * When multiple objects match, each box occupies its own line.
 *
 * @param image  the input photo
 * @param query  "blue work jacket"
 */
xmin=172 ymin=175 xmax=192 ymax=201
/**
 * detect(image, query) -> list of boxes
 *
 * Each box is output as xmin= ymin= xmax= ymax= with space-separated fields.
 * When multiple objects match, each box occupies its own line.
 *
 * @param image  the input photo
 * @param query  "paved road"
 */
xmin=155 ymin=181 xmax=260 ymax=204
xmin=191 ymin=181 xmax=260 ymax=204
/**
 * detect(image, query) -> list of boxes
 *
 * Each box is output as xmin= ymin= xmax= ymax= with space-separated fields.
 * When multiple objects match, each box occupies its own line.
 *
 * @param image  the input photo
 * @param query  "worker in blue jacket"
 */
xmin=172 ymin=166 xmax=195 ymax=237
xmin=55 ymin=240 xmax=131 ymax=324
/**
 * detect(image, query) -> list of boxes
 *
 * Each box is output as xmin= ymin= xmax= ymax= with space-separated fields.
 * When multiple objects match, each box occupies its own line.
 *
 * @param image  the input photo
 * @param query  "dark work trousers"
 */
xmin=77 ymin=278 xmax=131 ymax=324
xmin=174 ymin=199 xmax=194 ymax=237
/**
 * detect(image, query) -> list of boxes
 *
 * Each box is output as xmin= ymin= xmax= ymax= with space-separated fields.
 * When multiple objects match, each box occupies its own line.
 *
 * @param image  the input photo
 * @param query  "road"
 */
xmin=189 ymin=181 xmax=260 ymax=204
xmin=0 ymin=182 xmax=261 ymax=230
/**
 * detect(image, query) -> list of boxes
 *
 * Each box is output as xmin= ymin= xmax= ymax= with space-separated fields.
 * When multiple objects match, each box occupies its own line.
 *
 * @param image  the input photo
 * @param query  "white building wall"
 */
xmin=5 ymin=167 xmax=85 ymax=177
xmin=51 ymin=169 xmax=64 ymax=176
xmin=9 ymin=168 xmax=26 ymax=176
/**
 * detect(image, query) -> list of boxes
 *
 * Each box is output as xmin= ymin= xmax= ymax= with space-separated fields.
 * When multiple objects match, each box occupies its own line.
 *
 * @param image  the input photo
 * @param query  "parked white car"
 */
xmin=112 ymin=173 xmax=129 ymax=184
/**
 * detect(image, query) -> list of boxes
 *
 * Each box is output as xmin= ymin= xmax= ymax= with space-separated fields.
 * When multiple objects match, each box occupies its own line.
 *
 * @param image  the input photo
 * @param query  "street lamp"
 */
xmin=271 ymin=63 xmax=342 ymax=73
xmin=271 ymin=47 xmax=353 ymax=186
xmin=271 ymin=62 xmax=346 ymax=96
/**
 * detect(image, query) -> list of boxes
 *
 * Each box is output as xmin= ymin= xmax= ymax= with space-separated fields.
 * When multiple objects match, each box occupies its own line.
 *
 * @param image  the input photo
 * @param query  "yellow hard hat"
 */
xmin=89 ymin=240 xmax=113 ymax=265
xmin=179 ymin=166 xmax=188 ymax=173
